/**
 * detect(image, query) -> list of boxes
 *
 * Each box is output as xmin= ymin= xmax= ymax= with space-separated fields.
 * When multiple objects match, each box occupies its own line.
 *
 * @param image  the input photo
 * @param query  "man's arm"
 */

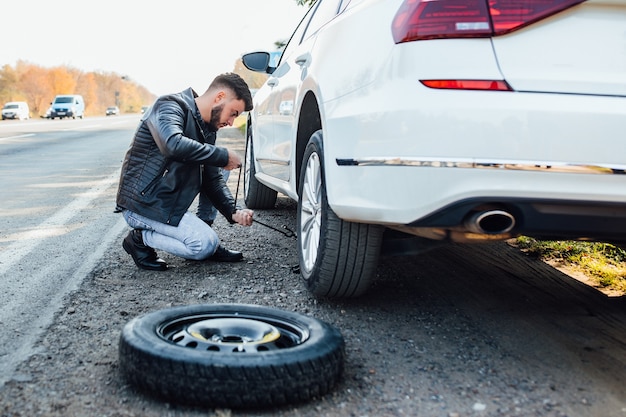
xmin=201 ymin=164 xmax=253 ymax=226
xmin=146 ymin=99 xmax=229 ymax=167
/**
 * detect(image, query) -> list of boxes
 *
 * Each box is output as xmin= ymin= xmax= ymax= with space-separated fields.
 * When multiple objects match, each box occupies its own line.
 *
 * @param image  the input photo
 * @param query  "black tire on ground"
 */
xmin=297 ymin=130 xmax=384 ymax=298
xmin=244 ymin=122 xmax=278 ymax=209
xmin=119 ymin=303 xmax=344 ymax=408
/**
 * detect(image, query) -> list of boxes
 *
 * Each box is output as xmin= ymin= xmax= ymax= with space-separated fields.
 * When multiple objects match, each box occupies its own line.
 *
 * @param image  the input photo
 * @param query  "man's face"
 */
xmin=208 ymin=95 xmax=245 ymax=131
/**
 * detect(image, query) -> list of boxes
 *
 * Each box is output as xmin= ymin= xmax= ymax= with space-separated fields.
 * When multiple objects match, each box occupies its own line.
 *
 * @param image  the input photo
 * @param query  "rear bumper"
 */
xmin=320 ymin=79 xmax=626 ymax=242
xmin=325 ymin=163 xmax=626 ymax=242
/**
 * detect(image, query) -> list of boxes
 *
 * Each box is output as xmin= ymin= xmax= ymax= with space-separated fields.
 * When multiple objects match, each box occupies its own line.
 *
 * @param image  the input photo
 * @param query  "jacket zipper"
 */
xmin=140 ymin=167 xmax=169 ymax=196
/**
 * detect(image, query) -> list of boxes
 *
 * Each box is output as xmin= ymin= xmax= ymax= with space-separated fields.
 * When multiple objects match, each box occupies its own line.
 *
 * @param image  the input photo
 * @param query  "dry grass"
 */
xmin=514 ymin=237 xmax=626 ymax=296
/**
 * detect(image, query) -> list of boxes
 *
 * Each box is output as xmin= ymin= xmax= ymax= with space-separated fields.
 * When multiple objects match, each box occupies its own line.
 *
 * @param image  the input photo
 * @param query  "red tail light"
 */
xmin=420 ymin=79 xmax=512 ymax=90
xmin=392 ymin=0 xmax=586 ymax=43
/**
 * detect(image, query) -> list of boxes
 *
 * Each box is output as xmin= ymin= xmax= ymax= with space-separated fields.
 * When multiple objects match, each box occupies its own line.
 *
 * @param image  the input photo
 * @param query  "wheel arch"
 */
xmin=295 ymin=91 xmax=322 ymax=197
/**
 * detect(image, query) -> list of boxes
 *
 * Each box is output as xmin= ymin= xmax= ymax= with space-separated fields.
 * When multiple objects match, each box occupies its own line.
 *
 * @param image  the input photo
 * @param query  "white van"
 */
xmin=2 ymin=101 xmax=30 ymax=120
xmin=50 ymin=95 xmax=85 ymax=119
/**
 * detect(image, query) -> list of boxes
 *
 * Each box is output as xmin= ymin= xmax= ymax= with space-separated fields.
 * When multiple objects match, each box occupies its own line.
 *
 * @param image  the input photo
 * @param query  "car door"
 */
xmin=265 ymin=0 xmax=348 ymax=183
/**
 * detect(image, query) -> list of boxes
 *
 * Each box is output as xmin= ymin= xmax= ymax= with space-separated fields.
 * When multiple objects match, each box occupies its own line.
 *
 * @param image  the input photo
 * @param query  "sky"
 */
xmin=1 ymin=0 xmax=309 ymax=96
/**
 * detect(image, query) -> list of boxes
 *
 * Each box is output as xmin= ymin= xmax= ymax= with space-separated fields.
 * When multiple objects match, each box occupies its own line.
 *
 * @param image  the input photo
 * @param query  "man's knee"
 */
xmin=185 ymin=232 xmax=218 ymax=260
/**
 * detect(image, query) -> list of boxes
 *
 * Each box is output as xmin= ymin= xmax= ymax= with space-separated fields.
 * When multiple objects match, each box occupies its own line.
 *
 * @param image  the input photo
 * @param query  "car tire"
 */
xmin=119 ymin=303 xmax=344 ymax=408
xmin=297 ymin=130 xmax=384 ymax=298
xmin=244 ymin=122 xmax=278 ymax=209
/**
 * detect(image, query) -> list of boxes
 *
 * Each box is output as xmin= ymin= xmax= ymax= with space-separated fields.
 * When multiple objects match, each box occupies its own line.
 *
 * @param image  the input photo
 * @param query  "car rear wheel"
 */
xmin=119 ymin=303 xmax=344 ymax=408
xmin=297 ymin=130 xmax=384 ymax=298
xmin=244 ymin=122 xmax=278 ymax=209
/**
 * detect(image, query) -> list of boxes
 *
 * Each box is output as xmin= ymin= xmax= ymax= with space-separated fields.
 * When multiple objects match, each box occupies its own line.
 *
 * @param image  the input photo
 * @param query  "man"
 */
xmin=197 ymin=157 xmax=229 ymax=226
xmin=116 ymin=73 xmax=254 ymax=271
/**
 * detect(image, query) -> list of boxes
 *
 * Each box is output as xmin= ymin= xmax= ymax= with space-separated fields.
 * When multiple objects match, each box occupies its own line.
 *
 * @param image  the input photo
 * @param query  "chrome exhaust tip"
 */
xmin=465 ymin=210 xmax=515 ymax=234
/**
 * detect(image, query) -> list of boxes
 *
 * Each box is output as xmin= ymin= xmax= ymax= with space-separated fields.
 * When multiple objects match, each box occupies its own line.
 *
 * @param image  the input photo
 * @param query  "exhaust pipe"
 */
xmin=465 ymin=210 xmax=515 ymax=234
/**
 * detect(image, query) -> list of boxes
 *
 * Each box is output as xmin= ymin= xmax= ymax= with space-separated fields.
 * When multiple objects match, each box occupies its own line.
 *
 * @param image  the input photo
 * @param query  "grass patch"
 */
xmin=515 ymin=237 xmax=626 ymax=294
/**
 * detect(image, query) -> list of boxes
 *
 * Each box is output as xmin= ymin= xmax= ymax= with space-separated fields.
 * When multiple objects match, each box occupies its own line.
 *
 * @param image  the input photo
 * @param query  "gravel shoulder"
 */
xmin=1 ymin=129 xmax=625 ymax=417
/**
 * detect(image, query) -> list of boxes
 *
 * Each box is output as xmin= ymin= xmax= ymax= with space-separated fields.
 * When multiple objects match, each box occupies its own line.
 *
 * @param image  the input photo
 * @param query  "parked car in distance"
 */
xmin=141 ymin=105 xmax=149 ymax=114
xmin=278 ymin=100 xmax=293 ymax=115
xmin=50 ymin=95 xmax=85 ymax=119
xmin=2 ymin=101 xmax=29 ymax=120
xmin=106 ymin=106 xmax=120 ymax=116
xmin=242 ymin=0 xmax=626 ymax=299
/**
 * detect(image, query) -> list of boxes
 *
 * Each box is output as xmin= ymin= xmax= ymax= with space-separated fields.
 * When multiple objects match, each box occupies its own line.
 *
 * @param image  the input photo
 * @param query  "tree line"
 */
xmin=0 ymin=59 xmax=272 ymax=119
xmin=0 ymin=61 xmax=156 ymax=117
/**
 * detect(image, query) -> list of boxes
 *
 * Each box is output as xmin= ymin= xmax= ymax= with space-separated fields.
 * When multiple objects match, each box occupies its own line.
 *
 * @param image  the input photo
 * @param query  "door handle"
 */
xmin=295 ymin=53 xmax=311 ymax=68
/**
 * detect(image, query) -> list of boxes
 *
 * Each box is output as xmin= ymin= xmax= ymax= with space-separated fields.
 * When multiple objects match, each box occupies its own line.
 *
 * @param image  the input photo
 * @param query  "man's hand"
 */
xmin=232 ymin=209 xmax=254 ymax=226
xmin=224 ymin=150 xmax=242 ymax=171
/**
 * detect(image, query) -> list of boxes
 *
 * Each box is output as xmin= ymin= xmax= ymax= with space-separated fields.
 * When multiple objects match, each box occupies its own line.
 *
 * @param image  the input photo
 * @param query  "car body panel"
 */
xmin=323 ymin=84 xmax=626 ymax=223
xmin=492 ymin=0 xmax=626 ymax=96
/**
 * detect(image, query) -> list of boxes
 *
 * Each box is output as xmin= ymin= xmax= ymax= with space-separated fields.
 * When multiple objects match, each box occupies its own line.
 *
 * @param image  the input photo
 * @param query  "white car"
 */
xmin=2 ymin=101 xmax=29 ymax=120
xmin=242 ymin=0 xmax=626 ymax=298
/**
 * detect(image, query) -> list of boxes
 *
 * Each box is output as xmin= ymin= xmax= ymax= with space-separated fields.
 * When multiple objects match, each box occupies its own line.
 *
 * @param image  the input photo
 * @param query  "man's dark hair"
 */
xmin=209 ymin=73 xmax=253 ymax=111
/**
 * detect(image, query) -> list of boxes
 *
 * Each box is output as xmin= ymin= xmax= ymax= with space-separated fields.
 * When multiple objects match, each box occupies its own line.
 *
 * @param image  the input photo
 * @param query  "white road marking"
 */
xmin=0 ymin=168 xmax=128 ymax=387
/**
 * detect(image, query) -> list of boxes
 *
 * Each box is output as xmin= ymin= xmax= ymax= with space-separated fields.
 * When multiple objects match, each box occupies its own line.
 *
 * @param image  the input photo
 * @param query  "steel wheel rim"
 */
xmin=300 ymin=152 xmax=322 ymax=273
xmin=158 ymin=313 xmax=309 ymax=353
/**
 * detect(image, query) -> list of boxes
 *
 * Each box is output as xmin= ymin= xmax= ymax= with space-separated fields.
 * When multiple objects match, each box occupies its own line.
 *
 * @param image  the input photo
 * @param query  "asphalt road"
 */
xmin=0 ymin=117 xmax=625 ymax=416
xmin=0 ymin=116 xmax=136 ymax=387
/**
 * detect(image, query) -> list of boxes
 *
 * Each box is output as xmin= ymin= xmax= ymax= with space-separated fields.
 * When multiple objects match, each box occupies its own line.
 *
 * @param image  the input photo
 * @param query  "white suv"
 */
xmin=242 ymin=0 xmax=626 ymax=298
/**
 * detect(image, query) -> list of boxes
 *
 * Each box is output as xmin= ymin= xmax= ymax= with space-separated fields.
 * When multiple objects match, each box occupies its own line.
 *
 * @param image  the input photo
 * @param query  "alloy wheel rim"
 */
xmin=300 ymin=152 xmax=322 ymax=273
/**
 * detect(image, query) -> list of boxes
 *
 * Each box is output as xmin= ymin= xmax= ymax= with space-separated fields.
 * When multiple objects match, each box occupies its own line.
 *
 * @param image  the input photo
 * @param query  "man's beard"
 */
xmin=207 ymin=104 xmax=224 ymax=131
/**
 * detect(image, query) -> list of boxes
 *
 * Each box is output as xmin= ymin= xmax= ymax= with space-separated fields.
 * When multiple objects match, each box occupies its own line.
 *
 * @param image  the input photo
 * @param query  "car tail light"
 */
xmin=392 ymin=0 xmax=586 ymax=43
xmin=420 ymin=79 xmax=512 ymax=90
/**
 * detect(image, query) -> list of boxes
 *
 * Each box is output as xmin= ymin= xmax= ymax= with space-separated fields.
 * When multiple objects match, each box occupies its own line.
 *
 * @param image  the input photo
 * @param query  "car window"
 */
xmin=278 ymin=3 xmax=317 ymax=66
xmin=302 ymin=0 xmax=344 ymax=40
xmin=338 ymin=0 xmax=353 ymax=12
xmin=278 ymin=0 xmax=345 ymax=67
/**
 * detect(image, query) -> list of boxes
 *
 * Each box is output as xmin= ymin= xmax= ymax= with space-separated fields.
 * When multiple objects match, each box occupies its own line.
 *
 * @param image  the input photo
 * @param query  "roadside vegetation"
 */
xmin=515 ymin=237 xmax=626 ymax=295
xmin=0 ymin=61 xmax=157 ymax=117
xmin=0 ymin=60 xmax=268 ymax=119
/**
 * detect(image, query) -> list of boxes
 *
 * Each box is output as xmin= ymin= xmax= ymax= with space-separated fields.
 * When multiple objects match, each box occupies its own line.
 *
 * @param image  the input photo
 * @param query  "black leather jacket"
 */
xmin=116 ymin=88 xmax=236 ymax=226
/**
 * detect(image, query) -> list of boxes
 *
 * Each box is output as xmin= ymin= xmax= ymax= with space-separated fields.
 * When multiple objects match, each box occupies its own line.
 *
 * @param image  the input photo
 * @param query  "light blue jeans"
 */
xmin=123 ymin=210 xmax=219 ymax=261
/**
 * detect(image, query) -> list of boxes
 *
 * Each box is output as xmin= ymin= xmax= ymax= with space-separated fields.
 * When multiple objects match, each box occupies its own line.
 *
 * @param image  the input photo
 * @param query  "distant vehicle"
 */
xmin=141 ymin=106 xmax=149 ymax=114
xmin=242 ymin=0 xmax=626 ymax=298
xmin=2 ymin=101 xmax=29 ymax=120
xmin=50 ymin=95 xmax=85 ymax=119
xmin=41 ymin=107 xmax=52 ymax=119
xmin=106 ymin=106 xmax=120 ymax=116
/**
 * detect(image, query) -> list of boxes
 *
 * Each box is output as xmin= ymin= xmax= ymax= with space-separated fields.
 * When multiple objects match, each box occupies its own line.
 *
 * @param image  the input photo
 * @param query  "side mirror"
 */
xmin=242 ymin=52 xmax=276 ymax=74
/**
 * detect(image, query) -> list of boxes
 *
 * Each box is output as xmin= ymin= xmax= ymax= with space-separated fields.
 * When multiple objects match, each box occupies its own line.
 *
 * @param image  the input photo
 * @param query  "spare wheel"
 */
xmin=118 ymin=303 xmax=345 ymax=408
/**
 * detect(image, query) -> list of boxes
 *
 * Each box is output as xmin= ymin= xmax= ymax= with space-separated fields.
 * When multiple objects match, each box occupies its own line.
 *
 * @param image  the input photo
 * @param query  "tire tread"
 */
xmin=119 ymin=304 xmax=344 ymax=408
